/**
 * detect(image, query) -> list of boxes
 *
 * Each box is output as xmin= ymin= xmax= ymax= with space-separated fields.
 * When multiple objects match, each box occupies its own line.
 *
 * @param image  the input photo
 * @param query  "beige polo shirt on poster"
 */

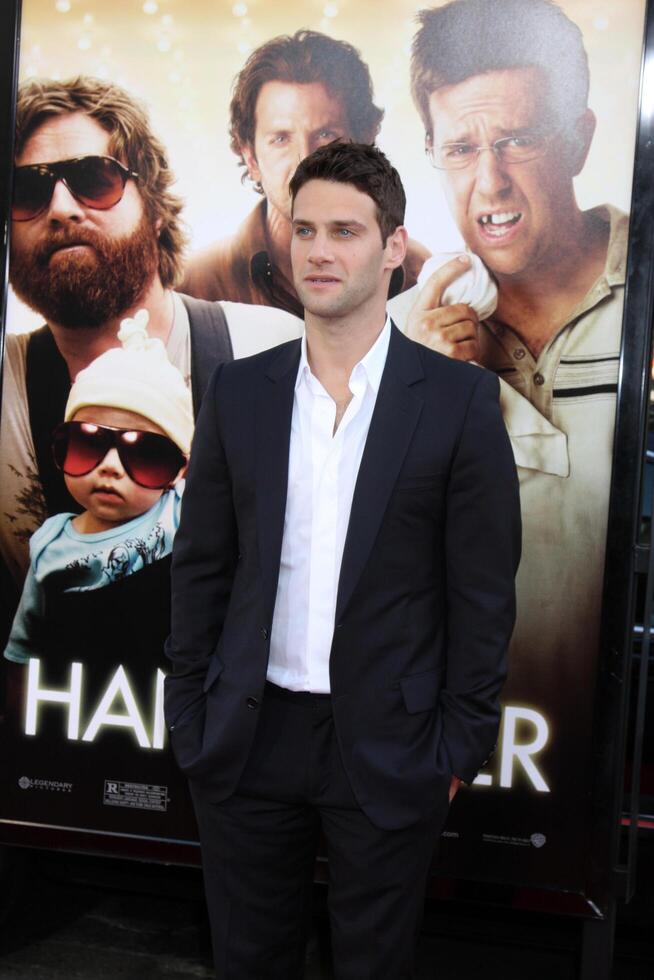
xmin=482 ymin=205 xmax=626 ymax=706
xmin=389 ymin=205 xmax=627 ymax=734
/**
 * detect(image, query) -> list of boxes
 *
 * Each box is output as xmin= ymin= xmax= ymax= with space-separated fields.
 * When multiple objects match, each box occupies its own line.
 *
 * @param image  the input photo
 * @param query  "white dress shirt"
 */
xmin=267 ymin=317 xmax=391 ymax=693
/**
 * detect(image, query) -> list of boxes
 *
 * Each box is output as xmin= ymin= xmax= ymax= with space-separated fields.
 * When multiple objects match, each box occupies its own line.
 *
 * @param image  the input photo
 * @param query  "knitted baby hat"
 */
xmin=64 ymin=309 xmax=194 ymax=454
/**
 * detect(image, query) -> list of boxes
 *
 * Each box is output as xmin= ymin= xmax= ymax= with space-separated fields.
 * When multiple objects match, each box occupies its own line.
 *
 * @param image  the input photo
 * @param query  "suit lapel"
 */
xmin=336 ymin=326 xmax=425 ymax=621
xmin=255 ymin=340 xmax=301 ymax=621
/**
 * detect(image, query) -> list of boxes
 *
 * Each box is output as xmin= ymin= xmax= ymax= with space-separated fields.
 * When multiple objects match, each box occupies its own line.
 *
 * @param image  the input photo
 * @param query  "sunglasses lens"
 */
xmin=52 ymin=423 xmax=183 ymax=489
xmin=121 ymin=431 xmax=184 ymax=489
xmin=53 ymin=422 xmax=108 ymax=476
xmin=70 ymin=157 xmax=127 ymax=210
xmin=12 ymin=157 xmax=129 ymax=221
xmin=12 ymin=167 xmax=53 ymax=221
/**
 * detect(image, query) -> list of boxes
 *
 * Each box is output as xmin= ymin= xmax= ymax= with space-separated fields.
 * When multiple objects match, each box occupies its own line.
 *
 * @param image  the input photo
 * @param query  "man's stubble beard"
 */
xmin=296 ymin=270 xmax=382 ymax=323
xmin=10 ymin=212 xmax=160 ymax=329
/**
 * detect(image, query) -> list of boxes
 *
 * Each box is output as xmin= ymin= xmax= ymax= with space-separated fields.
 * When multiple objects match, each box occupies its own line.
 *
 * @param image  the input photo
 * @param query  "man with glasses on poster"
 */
xmin=0 ymin=76 xmax=302 ymax=618
xmin=398 ymin=0 xmax=627 ymax=797
xmin=182 ymin=29 xmax=430 ymax=316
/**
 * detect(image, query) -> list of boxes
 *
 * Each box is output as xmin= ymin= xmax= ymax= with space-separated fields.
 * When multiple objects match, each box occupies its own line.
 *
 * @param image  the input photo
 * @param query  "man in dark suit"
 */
xmin=165 ymin=142 xmax=521 ymax=979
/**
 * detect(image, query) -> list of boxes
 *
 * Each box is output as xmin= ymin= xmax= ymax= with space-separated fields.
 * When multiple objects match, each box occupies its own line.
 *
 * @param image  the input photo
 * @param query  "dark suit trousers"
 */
xmin=190 ymin=682 xmax=449 ymax=980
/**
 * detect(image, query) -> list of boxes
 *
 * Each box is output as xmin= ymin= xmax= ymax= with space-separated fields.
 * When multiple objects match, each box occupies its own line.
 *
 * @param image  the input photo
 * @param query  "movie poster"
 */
xmin=0 ymin=0 xmax=647 ymax=902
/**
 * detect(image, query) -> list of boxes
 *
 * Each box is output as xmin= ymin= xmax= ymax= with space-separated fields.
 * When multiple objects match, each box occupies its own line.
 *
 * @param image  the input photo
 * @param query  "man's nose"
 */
xmin=307 ymin=231 xmax=333 ymax=264
xmin=473 ymin=147 xmax=512 ymax=198
xmin=47 ymin=178 xmax=85 ymax=223
xmin=294 ymin=133 xmax=314 ymax=163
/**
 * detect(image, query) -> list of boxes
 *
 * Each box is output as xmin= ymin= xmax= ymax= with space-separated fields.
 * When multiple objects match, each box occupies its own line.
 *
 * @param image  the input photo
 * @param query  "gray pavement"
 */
xmin=0 ymin=846 xmax=652 ymax=979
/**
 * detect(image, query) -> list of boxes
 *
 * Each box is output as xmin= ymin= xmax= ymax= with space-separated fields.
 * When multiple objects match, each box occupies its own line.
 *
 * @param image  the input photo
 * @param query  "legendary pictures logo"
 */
xmin=18 ymin=775 xmax=73 ymax=793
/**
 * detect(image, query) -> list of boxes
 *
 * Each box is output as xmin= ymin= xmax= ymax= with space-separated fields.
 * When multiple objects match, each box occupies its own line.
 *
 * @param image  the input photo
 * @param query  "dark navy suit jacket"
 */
xmin=164 ymin=325 xmax=521 ymax=830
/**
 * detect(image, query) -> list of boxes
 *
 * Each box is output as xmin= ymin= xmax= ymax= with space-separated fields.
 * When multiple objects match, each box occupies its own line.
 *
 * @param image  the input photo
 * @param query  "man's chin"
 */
xmin=265 ymin=194 xmax=293 ymax=226
xmin=10 ymin=270 xmax=143 ymax=329
xmin=48 ymin=247 xmax=98 ymax=270
xmin=10 ymin=286 xmax=110 ymax=329
xmin=296 ymin=292 xmax=347 ymax=320
xmin=460 ymin=241 xmax=529 ymax=280
xmin=462 ymin=228 xmax=537 ymax=280
xmin=9 ymin=213 xmax=159 ymax=329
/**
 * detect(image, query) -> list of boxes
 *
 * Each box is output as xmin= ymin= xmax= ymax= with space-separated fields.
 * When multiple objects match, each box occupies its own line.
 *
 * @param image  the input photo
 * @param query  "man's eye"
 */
xmin=444 ymin=143 xmax=474 ymax=158
xmin=294 ymin=227 xmax=312 ymax=237
xmin=318 ymin=130 xmax=338 ymax=141
xmin=337 ymin=228 xmax=354 ymax=237
xmin=271 ymin=134 xmax=289 ymax=145
xmin=505 ymin=135 xmax=537 ymax=148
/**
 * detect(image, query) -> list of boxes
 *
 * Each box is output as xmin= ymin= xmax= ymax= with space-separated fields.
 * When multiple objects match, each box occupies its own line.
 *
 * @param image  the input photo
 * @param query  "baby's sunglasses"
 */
xmin=52 ymin=421 xmax=185 ymax=490
xmin=12 ymin=155 xmax=139 ymax=222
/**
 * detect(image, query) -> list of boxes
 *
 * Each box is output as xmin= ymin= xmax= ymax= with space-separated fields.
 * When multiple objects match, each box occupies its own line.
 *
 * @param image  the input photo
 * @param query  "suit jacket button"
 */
xmin=246 ymin=697 xmax=259 ymax=709
xmin=260 ymin=627 xmax=269 ymax=639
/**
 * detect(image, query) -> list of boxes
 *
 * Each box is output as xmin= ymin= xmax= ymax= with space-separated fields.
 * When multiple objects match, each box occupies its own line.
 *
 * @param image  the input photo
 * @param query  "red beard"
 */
xmin=10 ymin=213 xmax=160 ymax=328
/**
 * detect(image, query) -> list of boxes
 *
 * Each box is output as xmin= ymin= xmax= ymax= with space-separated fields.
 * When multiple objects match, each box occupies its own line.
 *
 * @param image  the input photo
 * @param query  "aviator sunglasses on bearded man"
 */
xmin=12 ymin=155 xmax=140 ymax=222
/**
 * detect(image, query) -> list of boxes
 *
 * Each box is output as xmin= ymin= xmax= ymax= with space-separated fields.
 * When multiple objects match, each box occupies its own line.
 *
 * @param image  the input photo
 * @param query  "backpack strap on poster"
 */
xmin=25 ymin=326 xmax=79 ymax=516
xmin=179 ymin=294 xmax=234 ymax=417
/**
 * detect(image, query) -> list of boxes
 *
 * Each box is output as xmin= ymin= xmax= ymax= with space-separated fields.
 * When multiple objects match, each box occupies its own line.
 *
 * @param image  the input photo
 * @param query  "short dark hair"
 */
xmin=411 ymin=0 xmax=590 ymax=141
xmin=289 ymin=141 xmax=406 ymax=245
xmin=15 ymin=76 xmax=187 ymax=288
xmin=229 ymin=30 xmax=384 ymax=188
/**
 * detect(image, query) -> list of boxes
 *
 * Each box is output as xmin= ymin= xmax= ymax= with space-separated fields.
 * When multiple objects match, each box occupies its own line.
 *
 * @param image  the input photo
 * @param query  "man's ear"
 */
xmin=568 ymin=108 xmax=596 ymax=177
xmin=385 ymin=225 xmax=409 ymax=271
xmin=241 ymin=143 xmax=262 ymax=185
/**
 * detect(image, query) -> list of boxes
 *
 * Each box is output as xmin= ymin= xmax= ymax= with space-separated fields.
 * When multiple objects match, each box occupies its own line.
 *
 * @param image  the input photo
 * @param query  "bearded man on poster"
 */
xmin=165 ymin=141 xmax=520 ymax=979
xmin=182 ymin=29 xmax=430 ymax=316
xmin=1 ymin=76 xmax=302 ymax=608
xmin=393 ymin=0 xmax=628 ymax=781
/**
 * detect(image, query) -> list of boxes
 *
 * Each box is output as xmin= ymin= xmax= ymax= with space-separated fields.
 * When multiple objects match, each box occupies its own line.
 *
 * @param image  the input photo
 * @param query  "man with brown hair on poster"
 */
xmin=400 ymin=0 xmax=627 ymax=799
xmin=1 ymin=76 xmax=302 ymax=607
xmin=181 ymin=29 xmax=430 ymax=316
